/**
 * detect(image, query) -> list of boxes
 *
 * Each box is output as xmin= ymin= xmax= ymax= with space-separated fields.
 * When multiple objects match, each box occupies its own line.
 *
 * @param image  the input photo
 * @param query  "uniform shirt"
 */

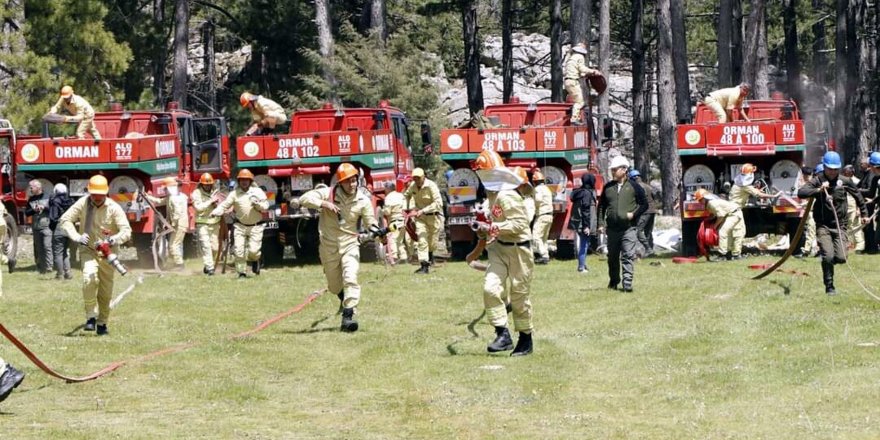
xmin=533 ymin=184 xmax=554 ymax=215
xmin=486 ymin=190 xmax=532 ymax=243
xmin=403 ymin=179 xmax=443 ymax=214
xmin=705 ymin=86 xmax=745 ymax=111
xmin=49 ymin=95 xmax=95 ymax=120
xmin=524 ymin=194 xmax=536 ymax=223
xmin=215 ymin=185 xmax=269 ymax=225
xmin=798 ymin=173 xmax=867 ymax=228
xmin=564 ymin=53 xmax=599 ymax=80
xmin=59 ymin=196 xmax=132 ymax=248
xmin=598 ymin=178 xmax=648 ymax=230
xmin=706 ymin=198 xmax=740 ymax=218
xmin=729 ymin=184 xmax=761 ymax=208
xmin=252 ymin=96 xmax=286 ymax=122
xmin=300 ymin=185 xmax=377 ymax=253
xmin=191 ymin=187 xmax=222 ymax=225
xmin=145 ymin=192 xmax=189 ymax=228
xmin=382 ymin=191 xmax=406 ymax=223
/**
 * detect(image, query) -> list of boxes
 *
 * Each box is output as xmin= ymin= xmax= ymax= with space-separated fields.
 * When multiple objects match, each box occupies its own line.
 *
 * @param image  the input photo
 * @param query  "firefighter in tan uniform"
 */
xmin=531 ymin=170 xmax=554 ymax=264
xmin=212 ymin=169 xmax=269 ymax=277
xmin=0 ymin=202 xmax=6 ymax=295
xmin=694 ymin=189 xmax=746 ymax=260
xmin=843 ymin=165 xmax=865 ymax=252
xmin=300 ymin=163 xmax=378 ymax=332
xmin=703 ymin=83 xmax=751 ymax=123
xmin=472 ymin=150 xmax=535 ymax=356
xmin=59 ymin=175 xmax=132 ymax=335
xmin=48 ymin=86 xmax=101 ymax=140
xmin=382 ymin=181 xmax=408 ymax=263
xmin=797 ymin=166 xmax=818 ymax=257
xmin=140 ymin=177 xmax=189 ymax=270
xmin=729 ymin=163 xmax=776 ymax=208
xmin=191 ymin=174 xmax=223 ymax=275
xmin=241 ymin=92 xmax=287 ymax=135
xmin=563 ymin=43 xmax=602 ymax=125
xmin=404 ymin=167 xmax=443 ymax=274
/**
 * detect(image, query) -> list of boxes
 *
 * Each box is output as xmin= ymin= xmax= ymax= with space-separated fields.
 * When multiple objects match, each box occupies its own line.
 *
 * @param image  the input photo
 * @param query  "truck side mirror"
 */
xmin=602 ymin=117 xmax=613 ymax=139
xmin=420 ymin=122 xmax=432 ymax=146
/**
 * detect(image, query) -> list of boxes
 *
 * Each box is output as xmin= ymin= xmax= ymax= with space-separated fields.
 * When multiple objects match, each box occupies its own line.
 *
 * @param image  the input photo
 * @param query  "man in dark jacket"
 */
xmin=858 ymin=153 xmax=880 ymax=253
xmin=629 ymin=169 xmax=657 ymax=257
xmin=598 ymin=156 xmax=648 ymax=292
xmin=797 ymin=152 xmax=868 ymax=295
xmin=49 ymin=183 xmax=75 ymax=280
xmin=26 ymin=179 xmax=52 ymax=274
xmin=569 ymin=174 xmax=596 ymax=273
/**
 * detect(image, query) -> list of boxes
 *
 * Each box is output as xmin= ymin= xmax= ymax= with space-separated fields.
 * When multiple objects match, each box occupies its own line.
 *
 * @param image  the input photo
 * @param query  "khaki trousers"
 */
xmin=532 ymin=214 xmax=553 ymax=259
xmin=197 ymin=223 xmax=220 ymax=270
xmin=170 ymin=225 xmax=187 ymax=265
xmin=76 ymin=118 xmax=101 ymax=140
xmin=415 ymin=215 xmax=442 ymax=262
xmin=717 ymin=211 xmax=746 ymax=256
xmin=82 ymin=257 xmax=115 ymax=325
xmin=320 ymin=244 xmax=361 ymax=309
xmin=704 ymin=98 xmax=728 ymax=123
xmin=483 ymin=242 xmax=534 ymax=333
xmin=564 ymin=78 xmax=584 ymax=122
xmin=801 ymin=215 xmax=816 ymax=254
xmin=386 ymin=221 xmax=407 ymax=262
xmin=234 ymin=223 xmax=264 ymax=274
xmin=846 ymin=196 xmax=864 ymax=251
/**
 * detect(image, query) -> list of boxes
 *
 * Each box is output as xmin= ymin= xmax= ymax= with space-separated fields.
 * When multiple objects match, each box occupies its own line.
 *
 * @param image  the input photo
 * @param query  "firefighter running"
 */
xmin=472 ymin=150 xmax=535 ymax=356
xmin=212 ymin=169 xmax=270 ymax=278
xmin=300 ymin=163 xmax=379 ymax=332
xmin=703 ymin=83 xmax=751 ymax=123
xmin=48 ymin=86 xmax=101 ymax=140
xmin=404 ymin=167 xmax=444 ymax=274
xmin=140 ymin=177 xmax=190 ymax=270
xmin=531 ymin=170 xmax=553 ymax=264
xmin=694 ymin=189 xmax=746 ymax=261
xmin=241 ymin=92 xmax=288 ymax=136
xmin=59 ymin=175 xmax=133 ymax=336
xmin=191 ymin=174 xmax=223 ymax=275
xmin=563 ymin=43 xmax=603 ymax=125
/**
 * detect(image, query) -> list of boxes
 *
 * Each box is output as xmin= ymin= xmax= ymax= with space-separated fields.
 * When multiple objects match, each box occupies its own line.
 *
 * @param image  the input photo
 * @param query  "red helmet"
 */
xmin=199 ymin=174 xmax=215 ymax=185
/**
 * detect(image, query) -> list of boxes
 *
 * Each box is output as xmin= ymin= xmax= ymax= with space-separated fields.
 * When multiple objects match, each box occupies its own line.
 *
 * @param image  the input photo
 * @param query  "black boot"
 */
xmin=510 ymin=332 xmax=533 ymax=357
xmin=84 ymin=317 xmax=96 ymax=332
xmin=340 ymin=307 xmax=359 ymax=332
xmin=822 ymin=261 xmax=836 ymax=295
xmin=429 ymin=252 xmax=434 ymax=266
xmin=0 ymin=364 xmax=25 ymax=403
xmin=487 ymin=326 xmax=513 ymax=352
xmin=505 ymin=302 xmax=513 ymax=314
xmin=251 ymin=260 xmax=261 ymax=275
xmin=415 ymin=261 xmax=430 ymax=274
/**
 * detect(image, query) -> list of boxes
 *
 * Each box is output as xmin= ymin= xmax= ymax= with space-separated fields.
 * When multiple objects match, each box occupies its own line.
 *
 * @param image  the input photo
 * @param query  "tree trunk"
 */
xmin=502 ymin=0 xmax=513 ymax=103
xmin=812 ymin=0 xmax=827 ymax=87
xmin=741 ymin=0 xmax=768 ymax=98
xmin=549 ymin=0 xmax=563 ymax=102
xmin=670 ymin=0 xmax=691 ymax=122
xmin=732 ymin=0 xmax=743 ymax=84
xmin=834 ymin=0 xmax=850 ymax=161
xmin=656 ymin=0 xmax=680 ymax=215
xmin=151 ymin=0 xmax=166 ymax=106
xmin=717 ymin=0 xmax=733 ymax=86
xmin=597 ymin=0 xmax=610 ymax=116
xmin=856 ymin=0 xmax=874 ymax=158
xmin=202 ymin=20 xmax=216 ymax=116
xmin=0 ymin=0 xmax=25 ymax=110
xmin=315 ymin=0 xmax=338 ymax=102
xmin=370 ymin=0 xmax=387 ymax=45
xmin=171 ymin=0 xmax=188 ymax=108
xmin=631 ymin=0 xmax=650 ymax=175
xmin=570 ymin=0 xmax=591 ymax=48
xmin=782 ymin=0 xmax=801 ymax=103
xmin=462 ymin=0 xmax=484 ymax=116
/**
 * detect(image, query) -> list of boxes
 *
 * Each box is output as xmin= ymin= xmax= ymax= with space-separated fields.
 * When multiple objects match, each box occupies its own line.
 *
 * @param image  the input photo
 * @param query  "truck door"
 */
xmin=191 ymin=118 xmax=227 ymax=173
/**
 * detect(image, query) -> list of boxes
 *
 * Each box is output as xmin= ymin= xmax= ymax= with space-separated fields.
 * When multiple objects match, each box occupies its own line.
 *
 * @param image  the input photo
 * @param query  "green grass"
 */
xmin=2 ymin=253 xmax=880 ymax=439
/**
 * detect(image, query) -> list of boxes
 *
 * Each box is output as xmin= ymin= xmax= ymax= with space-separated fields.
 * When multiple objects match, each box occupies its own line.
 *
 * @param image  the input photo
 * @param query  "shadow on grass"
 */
xmin=62 ymin=324 xmax=86 ymax=337
xmin=769 ymin=279 xmax=792 ymax=295
xmin=280 ymin=327 xmax=340 ymax=335
xmin=447 ymin=310 xmax=486 ymax=355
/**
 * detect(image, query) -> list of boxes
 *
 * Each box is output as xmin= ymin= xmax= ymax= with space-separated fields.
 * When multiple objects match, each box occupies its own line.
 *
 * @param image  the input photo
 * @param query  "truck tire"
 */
xmin=681 ymin=219 xmax=700 ymax=257
xmin=450 ymin=240 xmax=475 ymax=261
xmin=555 ymin=239 xmax=576 ymax=260
xmin=360 ymin=240 xmax=380 ymax=263
xmin=261 ymin=229 xmax=284 ymax=267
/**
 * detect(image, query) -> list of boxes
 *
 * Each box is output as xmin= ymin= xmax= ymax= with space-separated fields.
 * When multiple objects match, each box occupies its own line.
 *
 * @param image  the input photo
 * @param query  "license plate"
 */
xmin=448 ymin=215 xmax=475 ymax=225
xmin=264 ymin=221 xmax=279 ymax=230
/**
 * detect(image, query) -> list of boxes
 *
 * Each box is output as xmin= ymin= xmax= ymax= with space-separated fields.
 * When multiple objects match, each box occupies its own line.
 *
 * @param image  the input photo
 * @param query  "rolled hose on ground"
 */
xmin=697 ymin=217 xmax=719 ymax=260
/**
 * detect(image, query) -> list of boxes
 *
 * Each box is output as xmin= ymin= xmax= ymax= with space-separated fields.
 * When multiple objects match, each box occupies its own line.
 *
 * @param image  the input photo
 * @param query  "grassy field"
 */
xmin=1 ymin=251 xmax=879 ymax=439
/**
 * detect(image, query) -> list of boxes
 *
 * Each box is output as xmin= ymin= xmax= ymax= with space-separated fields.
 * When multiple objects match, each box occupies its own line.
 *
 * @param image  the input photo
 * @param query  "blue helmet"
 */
xmin=445 ymin=170 xmax=454 ymax=181
xmin=814 ymin=163 xmax=824 ymax=174
xmin=628 ymin=169 xmax=641 ymax=178
xmin=869 ymin=151 xmax=880 ymax=167
xmin=822 ymin=151 xmax=842 ymax=170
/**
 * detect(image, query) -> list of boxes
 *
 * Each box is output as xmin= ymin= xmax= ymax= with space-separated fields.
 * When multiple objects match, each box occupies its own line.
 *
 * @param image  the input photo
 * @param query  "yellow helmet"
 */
xmin=199 ymin=174 xmax=215 ymax=185
xmin=240 ymin=92 xmax=254 ymax=107
xmin=513 ymin=166 xmax=528 ymax=183
xmin=60 ymin=85 xmax=74 ymax=98
xmin=87 ymin=175 xmax=109 ymax=195
xmin=472 ymin=150 xmax=505 ymax=171
xmin=532 ymin=170 xmax=545 ymax=182
xmin=741 ymin=163 xmax=757 ymax=174
xmin=336 ymin=163 xmax=358 ymax=182
xmin=694 ymin=188 xmax=709 ymax=201
xmin=163 ymin=176 xmax=178 ymax=187
xmin=237 ymin=169 xmax=255 ymax=180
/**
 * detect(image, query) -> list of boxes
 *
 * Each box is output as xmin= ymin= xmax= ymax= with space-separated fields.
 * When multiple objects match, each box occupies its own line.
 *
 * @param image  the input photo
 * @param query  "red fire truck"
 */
xmin=677 ymin=98 xmax=816 ymax=256
xmin=439 ymin=99 xmax=605 ymax=259
xmin=234 ymin=101 xmax=415 ymax=264
xmin=10 ymin=102 xmax=231 ymax=261
xmin=0 ymin=119 xmax=21 ymax=267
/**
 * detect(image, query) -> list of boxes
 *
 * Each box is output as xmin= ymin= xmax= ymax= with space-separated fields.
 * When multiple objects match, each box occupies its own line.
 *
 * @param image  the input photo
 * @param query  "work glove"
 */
xmin=105 ymin=236 xmax=116 ymax=246
xmin=357 ymin=233 xmax=372 ymax=245
xmin=78 ymin=233 xmax=90 ymax=246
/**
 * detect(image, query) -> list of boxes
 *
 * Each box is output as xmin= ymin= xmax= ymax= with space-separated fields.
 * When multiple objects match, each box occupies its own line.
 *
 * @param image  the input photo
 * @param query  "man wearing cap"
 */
xmin=694 ymin=189 xmax=745 ymax=260
xmin=598 ymin=155 xmax=648 ymax=292
xmin=48 ymin=86 xmax=101 ymax=140
xmin=472 ymin=150 xmax=535 ymax=356
xmin=212 ymin=169 xmax=269 ymax=277
xmin=703 ymin=83 xmax=751 ymax=123
xmin=300 ymin=163 xmax=378 ymax=332
xmin=381 ymin=181 xmax=408 ymax=264
xmin=729 ymin=163 xmax=776 ymax=209
xmin=404 ymin=167 xmax=443 ymax=274
xmin=564 ymin=43 xmax=603 ymax=125
xmin=531 ymin=170 xmax=553 ymax=264
xmin=240 ymin=92 xmax=287 ymax=136
xmin=191 ymin=174 xmax=223 ymax=275
xmin=59 ymin=175 xmax=132 ymax=335
xmin=798 ymin=152 xmax=868 ymax=295
xmin=0 ymin=359 xmax=24 ymax=404
xmin=139 ymin=177 xmax=190 ymax=270
xmin=26 ymin=179 xmax=52 ymax=274
xmin=629 ymin=169 xmax=658 ymax=257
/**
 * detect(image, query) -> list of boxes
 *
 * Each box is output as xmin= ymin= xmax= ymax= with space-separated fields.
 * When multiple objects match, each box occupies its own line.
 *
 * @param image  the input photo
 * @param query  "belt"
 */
xmin=538 ymin=213 xmax=553 ymax=217
xmin=421 ymin=212 xmax=440 ymax=216
xmin=564 ymin=77 xmax=579 ymax=81
xmin=497 ymin=240 xmax=531 ymax=249
xmin=234 ymin=220 xmax=261 ymax=227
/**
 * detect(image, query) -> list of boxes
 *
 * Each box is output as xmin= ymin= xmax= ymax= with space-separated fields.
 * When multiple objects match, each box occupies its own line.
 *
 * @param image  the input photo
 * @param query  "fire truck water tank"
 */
xmin=769 ymin=160 xmax=802 ymax=195
xmin=448 ymin=168 xmax=479 ymax=203
xmin=108 ymin=176 xmax=142 ymax=210
xmin=683 ymin=164 xmax=716 ymax=199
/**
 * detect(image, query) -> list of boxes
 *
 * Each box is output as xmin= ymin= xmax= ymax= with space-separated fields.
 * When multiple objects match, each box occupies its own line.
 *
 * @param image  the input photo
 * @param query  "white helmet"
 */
xmin=609 ymin=155 xmax=630 ymax=170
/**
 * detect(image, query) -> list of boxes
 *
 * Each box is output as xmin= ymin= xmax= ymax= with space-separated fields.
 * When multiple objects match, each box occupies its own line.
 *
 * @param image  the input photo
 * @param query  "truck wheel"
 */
xmin=681 ymin=220 xmax=700 ymax=257
xmin=360 ymin=240 xmax=380 ymax=263
xmin=555 ymin=239 xmax=576 ymax=260
xmin=261 ymin=230 xmax=284 ymax=267
xmin=132 ymin=234 xmax=154 ymax=268
xmin=450 ymin=240 xmax=475 ymax=261
xmin=3 ymin=213 xmax=18 ymax=271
